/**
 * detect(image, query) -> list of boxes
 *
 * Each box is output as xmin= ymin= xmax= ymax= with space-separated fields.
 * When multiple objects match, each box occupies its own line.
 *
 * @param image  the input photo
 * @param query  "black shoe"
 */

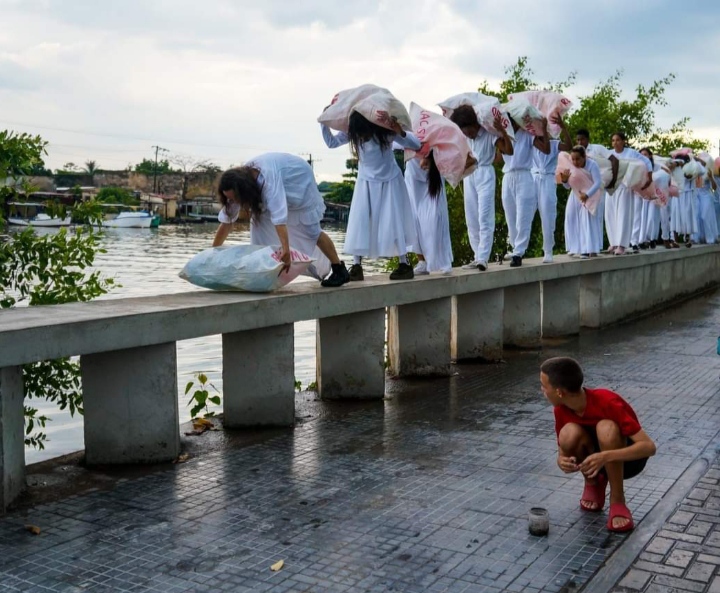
xmin=389 ymin=263 xmax=414 ymax=280
xmin=639 ymin=242 xmax=649 ymax=250
xmin=510 ymin=255 xmax=522 ymax=268
xmin=321 ymin=262 xmax=351 ymax=287
xmin=649 ymin=240 xmax=657 ymax=249
xmin=631 ymin=244 xmax=640 ymax=253
xmin=348 ymin=264 xmax=364 ymax=281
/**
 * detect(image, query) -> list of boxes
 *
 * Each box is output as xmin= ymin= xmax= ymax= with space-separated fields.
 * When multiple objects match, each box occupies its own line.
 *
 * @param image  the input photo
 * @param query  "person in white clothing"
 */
xmin=321 ymin=111 xmax=421 ymax=280
xmin=637 ymin=148 xmax=663 ymax=249
xmin=502 ymin=117 xmax=551 ymax=267
xmin=558 ymin=146 xmax=603 ymax=258
xmin=449 ymin=105 xmax=513 ymax=271
xmin=405 ymin=152 xmax=453 ymax=275
xmin=606 ymin=133 xmax=653 ymax=256
xmin=532 ymin=115 xmax=573 ymax=263
xmin=672 ymin=155 xmax=699 ymax=248
xmin=213 ymin=153 xmax=350 ymax=288
xmin=694 ymin=156 xmax=718 ymax=244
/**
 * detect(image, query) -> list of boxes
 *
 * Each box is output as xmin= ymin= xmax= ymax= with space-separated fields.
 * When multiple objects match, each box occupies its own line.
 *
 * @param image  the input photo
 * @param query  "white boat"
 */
xmin=102 ymin=211 xmax=156 ymax=229
xmin=7 ymin=203 xmax=72 ymax=227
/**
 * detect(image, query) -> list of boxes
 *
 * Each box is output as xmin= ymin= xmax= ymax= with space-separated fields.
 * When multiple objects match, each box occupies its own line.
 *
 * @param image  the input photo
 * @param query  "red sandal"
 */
xmin=607 ymin=502 xmax=634 ymax=532
xmin=580 ymin=473 xmax=607 ymax=512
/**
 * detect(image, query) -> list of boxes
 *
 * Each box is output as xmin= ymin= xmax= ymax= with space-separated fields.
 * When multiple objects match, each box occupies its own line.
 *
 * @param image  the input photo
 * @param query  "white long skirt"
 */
xmin=344 ymin=173 xmax=417 ymax=257
xmin=674 ymin=189 xmax=698 ymax=235
xmin=564 ymin=192 xmax=581 ymax=254
xmin=405 ymin=161 xmax=452 ymax=271
xmin=251 ymin=207 xmax=331 ymax=280
xmin=697 ymin=188 xmax=718 ymax=244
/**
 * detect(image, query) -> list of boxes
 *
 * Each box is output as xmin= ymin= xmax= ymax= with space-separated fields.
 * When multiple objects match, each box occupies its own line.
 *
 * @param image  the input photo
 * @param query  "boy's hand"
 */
xmin=578 ymin=452 xmax=606 ymax=478
xmin=557 ymin=455 xmax=579 ymax=473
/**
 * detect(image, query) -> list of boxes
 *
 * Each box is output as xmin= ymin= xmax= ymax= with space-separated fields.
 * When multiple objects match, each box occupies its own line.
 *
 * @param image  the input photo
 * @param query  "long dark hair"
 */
xmin=449 ymin=105 xmax=479 ymax=129
xmin=640 ymin=146 xmax=654 ymax=169
xmin=217 ymin=167 xmax=263 ymax=221
xmin=347 ymin=111 xmax=393 ymax=157
xmin=426 ymin=151 xmax=443 ymax=199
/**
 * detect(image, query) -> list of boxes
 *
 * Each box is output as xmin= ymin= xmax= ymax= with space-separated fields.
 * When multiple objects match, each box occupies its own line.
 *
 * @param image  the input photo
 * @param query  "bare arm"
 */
xmin=607 ymin=155 xmax=619 ymax=189
xmin=213 ymin=223 xmax=232 ymax=247
xmin=552 ymin=115 xmax=573 ymax=151
xmin=275 ymin=224 xmax=291 ymax=271
xmin=492 ymin=114 xmax=514 ymax=155
xmin=578 ymin=428 xmax=656 ymax=478
xmin=531 ymin=118 xmax=551 ymax=154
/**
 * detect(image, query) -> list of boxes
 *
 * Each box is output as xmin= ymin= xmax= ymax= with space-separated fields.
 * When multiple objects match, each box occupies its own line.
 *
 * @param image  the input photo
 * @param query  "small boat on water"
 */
xmin=7 ymin=202 xmax=72 ymax=227
xmin=100 ymin=205 xmax=161 ymax=229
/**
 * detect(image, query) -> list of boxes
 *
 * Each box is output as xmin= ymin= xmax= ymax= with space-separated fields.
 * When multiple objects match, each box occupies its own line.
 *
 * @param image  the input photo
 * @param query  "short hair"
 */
xmin=541 ymin=357 xmax=584 ymax=392
xmin=570 ymin=145 xmax=586 ymax=158
xmin=449 ymin=105 xmax=479 ymax=129
xmin=575 ymin=128 xmax=590 ymax=140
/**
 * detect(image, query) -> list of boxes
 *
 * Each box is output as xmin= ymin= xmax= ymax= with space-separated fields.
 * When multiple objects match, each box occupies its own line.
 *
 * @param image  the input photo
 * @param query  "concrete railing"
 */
xmin=1 ymin=245 xmax=720 ymax=510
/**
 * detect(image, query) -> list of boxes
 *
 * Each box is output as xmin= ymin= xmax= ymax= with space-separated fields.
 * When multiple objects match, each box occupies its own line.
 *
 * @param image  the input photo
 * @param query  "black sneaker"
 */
xmin=649 ymin=240 xmax=657 ymax=249
xmin=510 ymin=255 xmax=522 ymax=268
xmin=639 ymin=242 xmax=649 ymax=250
xmin=348 ymin=264 xmax=364 ymax=281
xmin=321 ymin=262 xmax=351 ymax=287
xmin=389 ymin=263 xmax=414 ymax=280
xmin=631 ymin=244 xmax=640 ymax=253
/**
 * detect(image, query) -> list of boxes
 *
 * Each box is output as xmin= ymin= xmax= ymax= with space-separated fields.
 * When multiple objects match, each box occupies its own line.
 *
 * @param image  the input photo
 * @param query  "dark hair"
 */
xmin=348 ymin=111 xmax=393 ymax=157
xmin=612 ymin=131 xmax=627 ymax=142
xmin=449 ymin=105 xmax=479 ymax=129
xmin=575 ymin=128 xmax=590 ymax=140
xmin=570 ymin=145 xmax=586 ymax=159
xmin=540 ymin=357 xmax=584 ymax=392
xmin=426 ymin=151 xmax=443 ymax=199
xmin=217 ymin=167 xmax=263 ymax=221
xmin=640 ymin=146 xmax=654 ymax=168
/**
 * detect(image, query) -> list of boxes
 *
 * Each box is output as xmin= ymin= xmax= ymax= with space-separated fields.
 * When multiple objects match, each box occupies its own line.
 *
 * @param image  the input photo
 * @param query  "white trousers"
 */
xmin=640 ymin=200 xmax=660 ymax=244
xmin=659 ymin=205 xmax=671 ymax=241
xmin=502 ymin=170 xmax=537 ymax=257
xmin=630 ymin=193 xmax=644 ymax=246
xmin=533 ymin=172 xmax=557 ymax=255
xmin=604 ymin=185 xmax=634 ymax=248
xmin=463 ymin=165 xmax=496 ymax=263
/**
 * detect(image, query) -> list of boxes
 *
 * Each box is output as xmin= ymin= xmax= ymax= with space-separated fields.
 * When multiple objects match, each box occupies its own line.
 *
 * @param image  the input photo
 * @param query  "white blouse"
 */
xmin=502 ymin=129 xmax=534 ymax=172
xmin=322 ymin=124 xmax=421 ymax=182
xmin=218 ymin=153 xmax=323 ymax=226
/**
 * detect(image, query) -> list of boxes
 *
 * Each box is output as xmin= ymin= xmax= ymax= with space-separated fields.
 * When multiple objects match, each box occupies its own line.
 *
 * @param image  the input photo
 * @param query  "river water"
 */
xmin=18 ymin=222 xmax=386 ymax=464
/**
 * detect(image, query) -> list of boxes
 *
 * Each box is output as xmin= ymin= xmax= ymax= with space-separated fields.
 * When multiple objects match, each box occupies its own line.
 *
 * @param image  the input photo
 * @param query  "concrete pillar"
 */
xmin=81 ymin=343 xmax=179 ymax=465
xmin=503 ymin=283 xmax=541 ymax=348
xmin=388 ymin=297 xmax=452 ymax=377
xmin=452 ymin=289 xmax=504 ymax=361
xmin=316 ymin=309 xmax=385 ymax=400
xmin=580 ymin=273 xmax=603 ymax=328
xmin=222 ymin=324 xmax=295 ymax=427
xmin=542 ymin=277 xmax=580 ymax=338
xmin=0 ymin=366 xmax=25 ymax=512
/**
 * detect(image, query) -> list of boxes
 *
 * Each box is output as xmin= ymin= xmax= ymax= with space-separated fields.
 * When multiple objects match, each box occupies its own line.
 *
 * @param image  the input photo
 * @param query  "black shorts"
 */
xmin=585 ymin=426 xmax=648 ymax=480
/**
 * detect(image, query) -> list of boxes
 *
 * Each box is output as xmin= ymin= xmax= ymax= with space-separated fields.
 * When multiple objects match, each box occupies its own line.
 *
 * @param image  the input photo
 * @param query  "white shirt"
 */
xmin=502 ymin=129 xmax=534 ymax=172
xmin=468 ymin=129 xmax=497 ymax=167
xmin=217 ymin=153 xmax=322 ymax=225
xmin=532 ymin=139 xmax=560 ymax=175
xmin=562 ymin=158 xmax=602 ymax=196
xmin=611 ymin=147 xmax=653 ymax=172
xmin=321 ymin=124 xmax=421 ymax=182
xmin=585 ymin=143 xmax=611 ymax=160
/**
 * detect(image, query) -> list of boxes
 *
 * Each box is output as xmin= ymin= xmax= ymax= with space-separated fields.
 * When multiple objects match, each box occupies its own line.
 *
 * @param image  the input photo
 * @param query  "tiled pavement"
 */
xmin=1 ymin=290 xmax=719 ymax=593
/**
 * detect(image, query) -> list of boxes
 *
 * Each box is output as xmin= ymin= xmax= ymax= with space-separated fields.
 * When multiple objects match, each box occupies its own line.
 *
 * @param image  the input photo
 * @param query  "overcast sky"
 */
xmin=2 ymin=0 xmax=719 ymax=182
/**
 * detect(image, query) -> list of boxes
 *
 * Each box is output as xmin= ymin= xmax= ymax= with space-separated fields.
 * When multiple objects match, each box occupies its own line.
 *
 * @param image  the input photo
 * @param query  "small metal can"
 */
xmin=528 ymin=507 xmax=550 ymax=536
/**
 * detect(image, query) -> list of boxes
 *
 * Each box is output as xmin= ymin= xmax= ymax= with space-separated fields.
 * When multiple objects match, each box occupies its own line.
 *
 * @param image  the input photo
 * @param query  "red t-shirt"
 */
xmin=554 ymin=388 xmax=642 ymax=440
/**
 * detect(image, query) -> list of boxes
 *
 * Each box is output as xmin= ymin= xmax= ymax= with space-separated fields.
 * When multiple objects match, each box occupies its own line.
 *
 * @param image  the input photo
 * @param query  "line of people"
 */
xmin=211 ymin=87 xmax=719 ymax=289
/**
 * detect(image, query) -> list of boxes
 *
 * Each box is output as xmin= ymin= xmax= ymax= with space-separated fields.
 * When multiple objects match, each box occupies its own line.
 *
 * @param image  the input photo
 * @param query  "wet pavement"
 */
xmin=1 ymin=290 xmax=720 ymax=593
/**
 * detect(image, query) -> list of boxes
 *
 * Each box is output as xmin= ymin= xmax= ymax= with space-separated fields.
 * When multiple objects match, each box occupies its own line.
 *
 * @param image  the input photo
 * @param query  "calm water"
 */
xmin=19 ymin=222 xmax=387 ymax=464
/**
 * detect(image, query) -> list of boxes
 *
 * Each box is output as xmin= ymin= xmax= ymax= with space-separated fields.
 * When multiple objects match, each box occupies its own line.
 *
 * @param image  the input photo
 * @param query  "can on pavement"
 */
xmin=528 ymin=507 xmax=550 ymax=536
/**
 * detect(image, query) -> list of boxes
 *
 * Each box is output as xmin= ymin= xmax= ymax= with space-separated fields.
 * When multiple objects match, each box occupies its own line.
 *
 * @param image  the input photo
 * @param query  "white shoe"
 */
xmin=567 ymin=252 xmax=577 ymax=258
xmin=413 ymin=261 xmax=429 ymax=275
xmin=440 ymin=268 xmax=452 ymax=276
xmin=543 ymin=254 xmax=553 ymax=264
xmin=476 ymin=260 xmax=488 ymax=271
xmin=462 ymin=261 xmax=480 ymax=270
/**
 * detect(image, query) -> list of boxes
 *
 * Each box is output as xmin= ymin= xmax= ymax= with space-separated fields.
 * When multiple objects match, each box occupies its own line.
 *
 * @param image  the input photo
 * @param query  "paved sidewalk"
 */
xmin=0 ymin=290 xmax=719 ymax=593
xmin=611 ymin=458 xmax=720 ymax=593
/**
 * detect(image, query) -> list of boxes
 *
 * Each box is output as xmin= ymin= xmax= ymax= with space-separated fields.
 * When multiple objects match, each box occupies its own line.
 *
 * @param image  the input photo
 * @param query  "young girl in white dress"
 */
xmin=321 ymin=112 xmax=421 ymax=280
xmin=405 ymin=152 xmax=453 ymax=275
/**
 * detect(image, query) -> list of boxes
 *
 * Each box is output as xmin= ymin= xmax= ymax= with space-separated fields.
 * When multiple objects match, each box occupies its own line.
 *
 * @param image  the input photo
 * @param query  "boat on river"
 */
xmin=7 ymin=202 xmax=72 ymax=227
xmin=100 ymin=205 xmax=160 ymax=229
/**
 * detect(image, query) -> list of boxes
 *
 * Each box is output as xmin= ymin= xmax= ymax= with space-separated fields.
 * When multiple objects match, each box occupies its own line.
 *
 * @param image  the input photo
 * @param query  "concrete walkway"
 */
xmin=1 ymin=290 xmax=719 ymax=593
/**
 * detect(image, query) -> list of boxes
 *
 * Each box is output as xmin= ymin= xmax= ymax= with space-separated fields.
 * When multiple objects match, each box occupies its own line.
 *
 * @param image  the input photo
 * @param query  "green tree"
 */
xmin=96 ymin=186 xmax=138 ymax=205
xmin=134 ymin=158 xmax=176 ymax=175
xmin=83 ymin=160 xmax=99 ymax=175
xmin=0 ymin=130 xmax=114 ymax=449
xmin=324 ymin=182 xmax=354 ymax=204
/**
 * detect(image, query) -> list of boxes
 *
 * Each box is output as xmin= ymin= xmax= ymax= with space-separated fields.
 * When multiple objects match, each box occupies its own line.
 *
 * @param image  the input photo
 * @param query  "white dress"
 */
xmin=563 ymin=158 xmax=603 ymax=254
xmin=321 ymin=125 xmax=420 ymax=258
xmin=405 ymin=158 xmax=453 ymax=272
xmin=696 ymin=177 xmax=718 ymax=243
xmin=217 ymin=152 xmax=330 ymax=278
xmin=585 ymin=144 xmax=611 ymax=250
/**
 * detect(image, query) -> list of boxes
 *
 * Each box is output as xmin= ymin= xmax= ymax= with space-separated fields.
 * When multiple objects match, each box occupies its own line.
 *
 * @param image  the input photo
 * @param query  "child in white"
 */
xmin=502 ymin=118 xmax=551 ymax=267
xmin=321 ymin=112 xmax=421 ymax=280
xmin=606 ymin=133 xmax=652 ymax=255
xmin=532 ymin=116 xmax=573 ymax=263
xmin=449 ymin=106 xmax=513 ymax=271
xmin=405 ymin=154 xmax=452 ymax=274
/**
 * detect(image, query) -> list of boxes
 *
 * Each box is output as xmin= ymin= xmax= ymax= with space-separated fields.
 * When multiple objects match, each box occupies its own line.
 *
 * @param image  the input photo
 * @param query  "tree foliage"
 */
xmin=134 ymin=158 xmax=178 ymax=175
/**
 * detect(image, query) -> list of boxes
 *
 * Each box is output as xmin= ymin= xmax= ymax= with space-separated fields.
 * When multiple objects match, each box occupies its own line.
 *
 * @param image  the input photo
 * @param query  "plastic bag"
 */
xmin=591 ymin=156 xmax=650 ymax=196
xmin=405 ymin=103 xmax=475 ymax=187
xmin=179 ymin=244 xmax=314 ymax=292
xmin=555 ymin=152 xmax=603 ymax=215
xmin=507 ymin=90 xmax=572 ymax=139
xmin=502 ymin=97 xmax=544 ymax=136
xmin=438 ymin=92 xmax=514 ymax=139
xmin=318 ymin=84 xmax=411 ymax=133
xmin=682 ymin=160 xmax=705 ymax=179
